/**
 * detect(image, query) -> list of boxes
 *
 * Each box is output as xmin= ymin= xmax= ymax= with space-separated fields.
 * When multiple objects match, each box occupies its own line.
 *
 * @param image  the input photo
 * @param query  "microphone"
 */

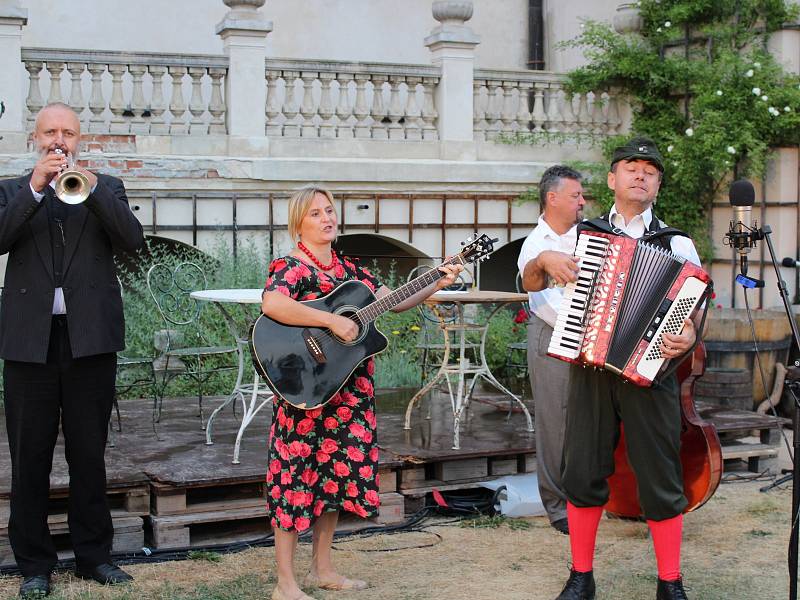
xmin=728 ymin=179 xmax=756 ymax=255
xmin=782 ymin=257 xmax=800 ymax=268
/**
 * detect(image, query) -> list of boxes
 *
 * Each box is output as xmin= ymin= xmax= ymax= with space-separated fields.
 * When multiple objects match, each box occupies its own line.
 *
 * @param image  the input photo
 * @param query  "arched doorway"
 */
xmin=334 ymin=233 xmax=430 ymax=285
xmin=480 ymin=237 xmax=526 ymax=292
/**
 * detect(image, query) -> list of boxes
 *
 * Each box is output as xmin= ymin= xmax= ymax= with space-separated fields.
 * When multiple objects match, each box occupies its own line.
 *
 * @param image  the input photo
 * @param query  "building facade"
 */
xmin=0 ymin=0 xmax=797 ymax=307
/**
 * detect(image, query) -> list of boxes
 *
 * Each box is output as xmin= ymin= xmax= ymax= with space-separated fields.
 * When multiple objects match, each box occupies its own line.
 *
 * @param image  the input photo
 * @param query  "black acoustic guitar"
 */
xmin=250 ymin=234 xmax=495 ymax=409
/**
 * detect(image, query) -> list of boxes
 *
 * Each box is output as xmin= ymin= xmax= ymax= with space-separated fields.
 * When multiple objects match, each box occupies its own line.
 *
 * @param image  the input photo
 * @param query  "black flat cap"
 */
xmin=610 ymin=136 xmax=664 ymax=173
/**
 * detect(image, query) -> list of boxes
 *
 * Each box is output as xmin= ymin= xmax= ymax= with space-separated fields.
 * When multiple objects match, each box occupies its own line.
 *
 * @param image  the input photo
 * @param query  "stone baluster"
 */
xmin=188 ymin=67 xmax=207 ymax=135
xmin=421 ymin=76 xmax=439 ymax=141
xmin=500 ymin=80 xmax=516 ymax=133
xmin=24 ymin=61 xmax=44 ymax=131
xmin=575 ymin=92 xmax=590 ymax=134
xmin=531 ymin=83 xmax=547 ymax=133
xmin=590 ymin=91 xmax=608 ymax=134
xmin=45 ymin=61 xmax=65 ymax=105
xmin=404 ymin=76 xmax=423 ymax=140
xmin=168 ymin=66 xmax=188 ymax=134
xmin=148 ymin=65 xmax=168 ymax=134
xmin=515 ymin=81 xmax=532 ymax=133
xmin=353 ymin=74 xmax=371 ymax=138
xmin=335 ymin=72 xmax=353 ymax=138
xmin=208 ymin=67 xmax=227 ymax=134
xmin=107 ymin=63 xmax=128 ymax=134
xmin=66 ymin=63 xmax=86 ymax=125
xmin=606 ymin=90 xmax=621 ymax=134
xmin=129 ymin=64 xmax=149 ymax=133
xmin=485 ymin=80 xmax=502 ymax=139
xmin=370 ymin=74 xmax=388 ymax=139
xmin=265 ymin=69 xmax=283 ymax=136
xmin=545 ymin=85 xmax=563 ymax=134
xmin=561 ymin=92 xmax=577 ymax=133
xmin=86 ymin=63 xmax=106 ymax=133
xmin=387 ymin=75 xmax=406 ymax=140
xmin=317 ymin=72 xmax=335 ymax=138
xmin=299 ymin=71 xmax=318 ymax=137
xmin=282 ymin=71 xmax=301 ymax=137
xmin=472 ymin=79 xmax=486 ymax=141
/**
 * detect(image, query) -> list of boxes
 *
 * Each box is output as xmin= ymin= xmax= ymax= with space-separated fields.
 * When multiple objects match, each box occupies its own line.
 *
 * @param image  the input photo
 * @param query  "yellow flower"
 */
xmin=410 ymin=325 xmax=421 ymax=331
xmin=392 ymin=330 xmax=401 ymax=335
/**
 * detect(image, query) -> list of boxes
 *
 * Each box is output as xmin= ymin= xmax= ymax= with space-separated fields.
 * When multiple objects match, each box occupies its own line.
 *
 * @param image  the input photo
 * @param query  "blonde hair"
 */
xmin=287 ymin=185 xmax=337 ymax=243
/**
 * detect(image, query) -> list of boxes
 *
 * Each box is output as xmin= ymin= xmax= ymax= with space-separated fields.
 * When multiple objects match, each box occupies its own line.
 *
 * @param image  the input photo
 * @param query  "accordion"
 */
xmin=547 ymin=231 xmax=712 ymax=387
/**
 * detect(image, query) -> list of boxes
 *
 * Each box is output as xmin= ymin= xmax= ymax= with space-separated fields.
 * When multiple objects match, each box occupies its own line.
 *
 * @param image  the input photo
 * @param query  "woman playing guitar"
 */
xmin=260 ymin=185 xmax=461 ymax=600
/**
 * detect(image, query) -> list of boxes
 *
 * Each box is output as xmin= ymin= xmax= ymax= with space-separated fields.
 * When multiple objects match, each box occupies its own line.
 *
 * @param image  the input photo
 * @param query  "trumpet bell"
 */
xmin=55 ymin=170 xmax=90 ymax=204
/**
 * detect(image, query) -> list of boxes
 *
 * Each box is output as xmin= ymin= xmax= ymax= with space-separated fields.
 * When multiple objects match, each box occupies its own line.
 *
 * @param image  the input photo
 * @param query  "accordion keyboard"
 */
xmin=547 ymin=234 xmax=611 ymax=360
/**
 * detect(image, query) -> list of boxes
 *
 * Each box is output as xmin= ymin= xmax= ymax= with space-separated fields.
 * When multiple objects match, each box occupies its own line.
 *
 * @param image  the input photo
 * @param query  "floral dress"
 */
xmin=263 ymin=255 xmax=383 ymax=532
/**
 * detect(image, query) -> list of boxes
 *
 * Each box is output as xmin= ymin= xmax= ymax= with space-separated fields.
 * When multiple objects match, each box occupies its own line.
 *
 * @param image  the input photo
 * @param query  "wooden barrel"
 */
xmin=705 ymin=308 xmax=792 ymax=408
xmin=694 ymin=367 xmax=752 ymax=411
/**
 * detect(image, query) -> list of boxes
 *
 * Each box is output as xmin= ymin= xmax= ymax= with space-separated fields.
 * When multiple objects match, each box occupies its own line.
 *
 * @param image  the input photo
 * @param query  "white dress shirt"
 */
xmin=517 ymin=215 xmax=578 ymax=328
xmin=608 ymin=205 xmax=701 ymax=266
xmin=30 ymin=181 xmax=67 ymax=315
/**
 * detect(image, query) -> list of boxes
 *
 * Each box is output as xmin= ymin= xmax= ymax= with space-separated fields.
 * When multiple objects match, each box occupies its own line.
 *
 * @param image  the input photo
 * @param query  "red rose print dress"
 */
xmin=263 ymin=255 xmax=383 ymax=532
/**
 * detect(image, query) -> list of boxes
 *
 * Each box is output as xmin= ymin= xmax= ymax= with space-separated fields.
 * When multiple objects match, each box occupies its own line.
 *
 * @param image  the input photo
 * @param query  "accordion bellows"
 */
xmin=548 ymin=231 xmax=712 ymax=387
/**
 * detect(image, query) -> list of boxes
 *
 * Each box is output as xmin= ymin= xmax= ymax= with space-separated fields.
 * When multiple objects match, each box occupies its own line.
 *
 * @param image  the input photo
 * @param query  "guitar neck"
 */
xmin=355 ymin=256 xmax=465 ymax=324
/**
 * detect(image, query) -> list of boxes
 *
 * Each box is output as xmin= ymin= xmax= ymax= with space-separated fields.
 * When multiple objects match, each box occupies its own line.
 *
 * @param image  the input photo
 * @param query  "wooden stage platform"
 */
xmin=0 ymin=386 xmax=786 ymax=567
xmin=0 ymin=386 xmax=539 ymax=565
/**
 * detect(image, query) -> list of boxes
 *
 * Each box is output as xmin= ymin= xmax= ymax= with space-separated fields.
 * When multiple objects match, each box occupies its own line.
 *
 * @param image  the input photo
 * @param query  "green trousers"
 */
xmin=560 ymin=365 xmax=688 ymax=521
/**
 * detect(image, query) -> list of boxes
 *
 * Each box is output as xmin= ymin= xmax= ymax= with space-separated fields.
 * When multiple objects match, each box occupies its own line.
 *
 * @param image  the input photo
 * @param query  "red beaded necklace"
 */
xmin=297 ymin=241 xmax=339 ymax=271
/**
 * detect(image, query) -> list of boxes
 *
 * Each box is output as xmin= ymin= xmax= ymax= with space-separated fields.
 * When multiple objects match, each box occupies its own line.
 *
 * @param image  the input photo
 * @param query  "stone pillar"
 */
xmin=216 ymin=0 xmax=272 ymax=154
xmin=0 ymin=0 xmax=28 ymax=152
xmin=425 ymin=1 xmax=480 ymax=160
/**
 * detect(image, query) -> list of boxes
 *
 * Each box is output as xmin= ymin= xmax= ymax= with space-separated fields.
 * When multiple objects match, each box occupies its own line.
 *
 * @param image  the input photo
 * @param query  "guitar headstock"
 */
xmin=458 ymin=233 xmax=496 ymax=264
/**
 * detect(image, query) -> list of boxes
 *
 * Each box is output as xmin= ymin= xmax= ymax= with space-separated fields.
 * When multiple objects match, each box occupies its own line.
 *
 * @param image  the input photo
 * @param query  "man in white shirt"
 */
xmin=517 ymin=165 xmax=586 ymax=535
xmin=545 ymin=137 xmax=699 ymax=600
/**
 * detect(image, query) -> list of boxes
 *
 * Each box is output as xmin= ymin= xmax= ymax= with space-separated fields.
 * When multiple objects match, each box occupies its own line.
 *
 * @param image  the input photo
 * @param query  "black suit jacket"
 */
xmin=0 ymin=173 xmax=144 ymax=363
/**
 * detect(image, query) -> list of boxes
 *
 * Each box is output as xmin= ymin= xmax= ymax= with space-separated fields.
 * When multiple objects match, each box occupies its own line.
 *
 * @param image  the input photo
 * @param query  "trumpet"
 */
xmin=53 ymin=148 xmax=90 ymax=204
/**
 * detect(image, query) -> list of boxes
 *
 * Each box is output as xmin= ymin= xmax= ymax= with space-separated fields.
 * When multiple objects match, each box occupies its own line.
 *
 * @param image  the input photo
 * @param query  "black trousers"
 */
xmin=561 ymin=365 xmax=688 ymax=521
xmin=4 ymin=316 xmax=117 ymax=576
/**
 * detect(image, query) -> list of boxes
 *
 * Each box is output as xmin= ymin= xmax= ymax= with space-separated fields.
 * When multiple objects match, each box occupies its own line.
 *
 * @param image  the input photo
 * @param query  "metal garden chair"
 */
xmin=146 ymin=261 xmax=238 ymax=429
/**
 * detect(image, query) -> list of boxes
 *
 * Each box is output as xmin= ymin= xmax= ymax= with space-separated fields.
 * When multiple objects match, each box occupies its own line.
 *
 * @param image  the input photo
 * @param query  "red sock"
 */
xmin=647 ymin=514 xmax=683 ymax=581
xmin=566 ymin=502 xmax=603 ymax=573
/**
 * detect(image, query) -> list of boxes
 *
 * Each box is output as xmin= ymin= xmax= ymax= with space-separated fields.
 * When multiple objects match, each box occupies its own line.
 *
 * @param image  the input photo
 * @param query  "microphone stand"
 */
xmin=731 ymin=224 xmax=800 ymax=600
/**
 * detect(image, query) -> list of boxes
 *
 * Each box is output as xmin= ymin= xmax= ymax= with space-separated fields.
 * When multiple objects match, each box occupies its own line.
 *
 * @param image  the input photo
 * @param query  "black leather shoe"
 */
xmin=556 ymin=569 xmax=595 ymax=600
xmin=657 ymin=577 xmax=689 ymax=600
xmin=19 ymin=574 xmax=51 ymax=598
xmin=75 ymin=563 xmax=133 ymax=585
xmin=551 ymin=518 xmax=569 ymax=535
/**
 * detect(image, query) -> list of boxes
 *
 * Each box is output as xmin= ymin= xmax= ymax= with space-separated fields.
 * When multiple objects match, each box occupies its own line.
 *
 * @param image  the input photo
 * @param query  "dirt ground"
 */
xmin=0 ymin=469 xmax=792 ymax=600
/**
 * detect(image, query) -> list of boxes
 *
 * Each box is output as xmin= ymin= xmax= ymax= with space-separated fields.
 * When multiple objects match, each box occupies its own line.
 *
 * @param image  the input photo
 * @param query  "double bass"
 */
xmin=605 ymin=342 xmax=723 ymax=516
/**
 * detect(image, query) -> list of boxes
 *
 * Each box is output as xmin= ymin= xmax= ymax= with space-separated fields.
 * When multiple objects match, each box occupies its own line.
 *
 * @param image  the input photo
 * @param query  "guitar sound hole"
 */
xmin=332 ymin=306 xmax=365 ymax=345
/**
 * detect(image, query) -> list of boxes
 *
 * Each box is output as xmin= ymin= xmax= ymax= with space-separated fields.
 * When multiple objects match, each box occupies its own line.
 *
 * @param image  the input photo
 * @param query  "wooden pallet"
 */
xmin=146 ymin=467 xmax=404 ymax=549
xmin=398 ymin=452 xmax=535 ymax=499
xmin=0 ymin=510 xmax=145 ymax=568
xmin=0 ymin=483 xmax=149 ymax=567
xmin=699 ymin=402 xmax=785 ymax=473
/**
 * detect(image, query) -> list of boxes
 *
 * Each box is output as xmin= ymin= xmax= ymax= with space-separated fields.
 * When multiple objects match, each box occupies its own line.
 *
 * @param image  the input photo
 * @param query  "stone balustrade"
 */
xmin=264 ymin=59 xmax=441 ymax=140
xmin=473 ymin=69 xmax=623 ymax=140
xmin=16 ymin=49 xmax=628 ymax=144
xmin=21 ymin=48 xmax=229 ymax=136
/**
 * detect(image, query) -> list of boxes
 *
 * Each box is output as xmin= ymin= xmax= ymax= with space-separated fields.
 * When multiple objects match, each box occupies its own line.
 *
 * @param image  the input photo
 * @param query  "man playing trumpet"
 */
xmin=0 ymin=102 xmax=144 ymax=597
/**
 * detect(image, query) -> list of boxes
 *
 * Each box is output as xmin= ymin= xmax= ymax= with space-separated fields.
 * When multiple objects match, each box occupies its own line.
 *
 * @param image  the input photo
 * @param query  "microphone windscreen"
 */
xmin=782 ymin=257 xmax=797 ymax=268
xmin=729 ymin=179 xmax=755 ymax=207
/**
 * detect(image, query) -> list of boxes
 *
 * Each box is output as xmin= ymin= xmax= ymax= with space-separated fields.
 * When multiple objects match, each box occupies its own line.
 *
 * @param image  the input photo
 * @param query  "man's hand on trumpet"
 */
xmin=30 ymin=147 xmax=68 ymax=194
